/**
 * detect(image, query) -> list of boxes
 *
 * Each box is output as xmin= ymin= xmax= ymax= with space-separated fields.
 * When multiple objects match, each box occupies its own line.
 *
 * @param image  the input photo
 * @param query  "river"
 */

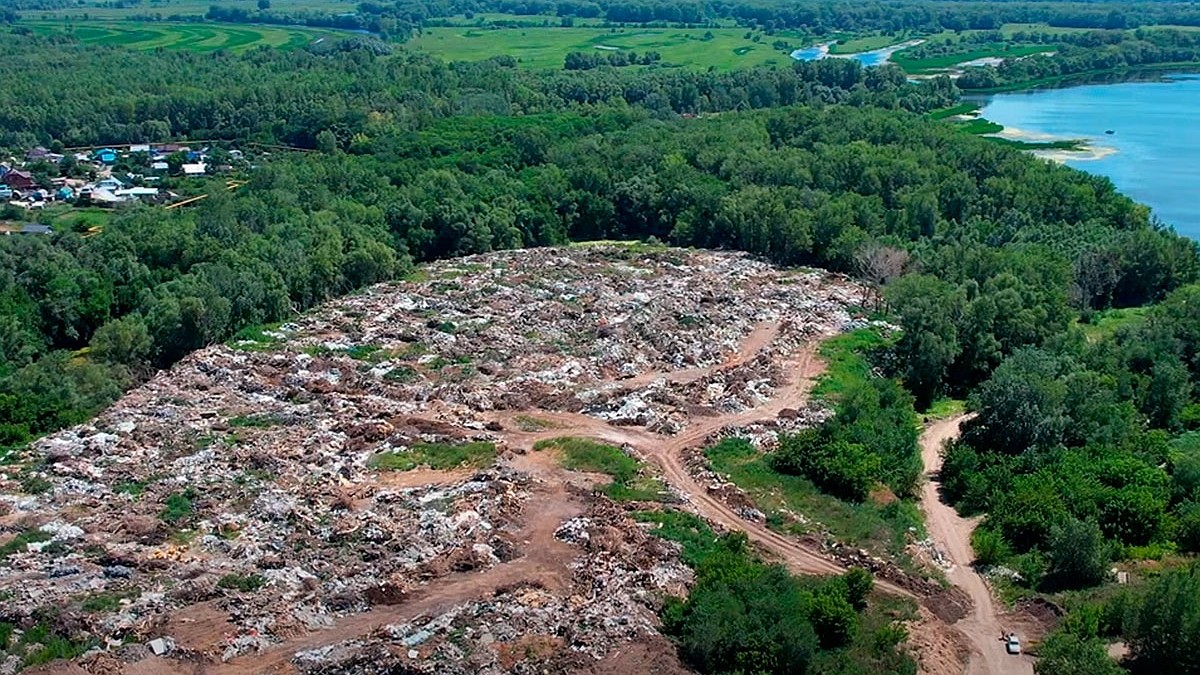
xmin=790 ymin=40 xmax=924 ymax=67
xmin=972 ymin=74 xmax=1200 ymax=238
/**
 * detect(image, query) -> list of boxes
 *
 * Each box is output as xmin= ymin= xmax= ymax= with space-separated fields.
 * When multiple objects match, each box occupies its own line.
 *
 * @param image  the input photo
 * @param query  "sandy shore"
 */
xmin=1032 ymin=145 xmax=1118 ymax=162
xmin=987 ymin=125 xmax=1117 ymax=162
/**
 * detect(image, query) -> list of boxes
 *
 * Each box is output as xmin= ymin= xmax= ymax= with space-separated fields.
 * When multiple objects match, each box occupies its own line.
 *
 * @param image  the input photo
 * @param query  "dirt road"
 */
xmin=920 ymin=417 xmax=1034 ymax=675
xmin=492 ymin=331 xmax=912 ymax=595
xmin=216 ymin=475 xmax=584 ymax=675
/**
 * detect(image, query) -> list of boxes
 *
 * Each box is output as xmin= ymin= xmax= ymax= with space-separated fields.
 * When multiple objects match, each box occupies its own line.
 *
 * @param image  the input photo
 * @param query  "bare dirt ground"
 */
xmin=919 ymin=416 xmax=1036 ymax=675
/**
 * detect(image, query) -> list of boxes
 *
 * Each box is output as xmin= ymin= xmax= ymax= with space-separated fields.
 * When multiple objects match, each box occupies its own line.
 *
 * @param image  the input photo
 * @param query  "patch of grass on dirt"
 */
xmin=227 ymin=414 xmax=282 ymax=428
xmin=345 ymin=344 xmax=382 ymax=361
xmin=18 ymin=472 xmax=52 ymax=495
xmin=229 ymin=322 xmax=285 ymax=352
xmin=0 ymin=529 xmax=52 ymax=561
xmin=513 ymin=415 xmax=564 ymax=432
xmin=80 ymin=588 xmax=139 ymax=613
xmin=534 ymin=437 xmax=669 ymax=502
xmin=383 ymin=365 xmax=420 ymax=383
xmin=922 ymin=398 xmax=965 ymax=422
xmin=812 ymin=327 xmax=890 ymax=401
xmin=17 ymin=620 xmax=94 ymax=668
xmin=160 ymin=489 xmax=196 ymax=524
xmin=113 ymin=479 xmax=151 ymax=497
xmin=369 ymin=441 xmax=497 ymax=472
xmin=217 ymin=573 xmax=266 ymax=592
xmin=705 ymin=438 xmax=921 ymax=562
xmin=633 ymin=510 xmax=720 ymax=566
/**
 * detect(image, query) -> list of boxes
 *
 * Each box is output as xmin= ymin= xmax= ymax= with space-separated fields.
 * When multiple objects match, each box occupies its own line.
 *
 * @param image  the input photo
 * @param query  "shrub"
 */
xmin=970 ymin=527 xmax=1012 ymax=567
xmin=772 ymin=430 xmax=878 ymax=502
xmin=1045 ymin=518 xmax=1110 ymax=590
xmin=160 ymin=489 xmax=196 ymax=524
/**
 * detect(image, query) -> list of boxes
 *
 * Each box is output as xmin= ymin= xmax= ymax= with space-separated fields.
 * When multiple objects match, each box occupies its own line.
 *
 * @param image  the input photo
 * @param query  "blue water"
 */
xmin=790 ymin=45 xmax=890 ymax=67
xmin=973 ymin=75 xmax=1200 ymax=238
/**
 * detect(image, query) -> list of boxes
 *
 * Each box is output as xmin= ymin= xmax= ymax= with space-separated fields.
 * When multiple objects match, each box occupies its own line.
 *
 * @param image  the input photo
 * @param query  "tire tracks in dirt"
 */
xmin=919 ymin=416 xmax=1034 ymax=675
xmin=493 ymin=328 xmax=912 ymax=595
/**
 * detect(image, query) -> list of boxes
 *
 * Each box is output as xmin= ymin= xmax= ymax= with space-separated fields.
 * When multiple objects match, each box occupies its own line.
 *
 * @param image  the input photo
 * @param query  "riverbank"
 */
xmin=989 ymin=127 xmax=1115 ymax=161
xmin=928 ymin=103 xmax=1106 ymax=163
xmin=960 ymin=61 xmax=1200 ymax=93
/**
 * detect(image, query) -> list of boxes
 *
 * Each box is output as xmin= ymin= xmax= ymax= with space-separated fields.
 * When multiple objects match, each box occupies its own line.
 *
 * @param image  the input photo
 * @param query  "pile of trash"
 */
xmin=292 ymin=498 xmax=693 ymax=675
xmin=0 ymin=246 xmax=865 ymax=671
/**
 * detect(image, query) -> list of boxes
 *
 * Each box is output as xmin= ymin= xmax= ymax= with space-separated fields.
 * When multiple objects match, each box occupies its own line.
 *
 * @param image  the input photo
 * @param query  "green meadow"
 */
xmin=22 ymin=0 xmax=353 ymax=20
xmin=407 ymin=26 xmax=791 ymax=70
xmin=24 ymin=20 xmax=329 ymax=51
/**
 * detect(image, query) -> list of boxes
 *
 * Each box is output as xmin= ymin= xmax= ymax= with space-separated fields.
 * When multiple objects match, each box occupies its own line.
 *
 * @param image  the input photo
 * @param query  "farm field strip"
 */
xmin=23 ymin=20 xmax=330 ymax=52
xmin=407 ymin=26 xmax=789 ymax=70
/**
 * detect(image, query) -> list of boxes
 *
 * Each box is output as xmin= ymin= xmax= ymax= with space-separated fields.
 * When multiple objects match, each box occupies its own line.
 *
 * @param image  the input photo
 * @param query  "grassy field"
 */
xmin=21 ymin=0 xmax=352 ymax=20
xmin=827 ymin=32 xmax=913 ymax=54
xmin=893 ymin=43 xmax=1049 ymax=73
xmin=429 ymin=12 xmax=610 ymax=27
xmin=24 ymin=20 xmax=330 ymax=51
xmin=407 ymin=26 xmax=790 ymax=70
xmin=999 ymin=22 xmax=1099 ymax=36
xmin=705 ymin=438 xmax=925 ymax=563
xmin=534 ymin=437 xmax=669 ymax=502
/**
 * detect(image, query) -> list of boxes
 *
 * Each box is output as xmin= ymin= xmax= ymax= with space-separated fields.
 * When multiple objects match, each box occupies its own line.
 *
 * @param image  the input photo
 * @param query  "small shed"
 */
xmin=181 ymin=163 xmax=207 ymax=176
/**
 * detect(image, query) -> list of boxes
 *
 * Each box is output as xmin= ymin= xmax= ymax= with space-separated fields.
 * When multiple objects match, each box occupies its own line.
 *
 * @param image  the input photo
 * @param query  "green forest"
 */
xmin=4 ymin=0 xmax=1200 ymax=670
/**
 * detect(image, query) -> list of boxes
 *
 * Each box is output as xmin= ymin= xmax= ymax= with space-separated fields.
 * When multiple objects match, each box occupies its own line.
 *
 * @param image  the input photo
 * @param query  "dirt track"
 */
xmin=490 ymin=330 xmax=911 ymax=593
xmin=920 ymin=417 xmax=1034 ymax=675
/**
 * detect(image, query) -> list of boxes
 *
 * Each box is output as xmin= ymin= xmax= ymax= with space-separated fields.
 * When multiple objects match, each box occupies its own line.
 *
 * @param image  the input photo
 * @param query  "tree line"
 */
xmin=959 ymin=27 xmax=1200 ymax=89
xmin=0 ymin=34 xmax=953 ymax=150
xmin=563 ymin=48 xmax=661 ymax=69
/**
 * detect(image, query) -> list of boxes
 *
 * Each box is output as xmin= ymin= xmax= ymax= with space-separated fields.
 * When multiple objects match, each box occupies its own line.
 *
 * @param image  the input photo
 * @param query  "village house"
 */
xmin=1 ymin=169 xmax=36 ymax=190
xmin=25 ymin=146 xmax=63 ymax=164
xmin=94 ymin=148 xmax=119 ymax=165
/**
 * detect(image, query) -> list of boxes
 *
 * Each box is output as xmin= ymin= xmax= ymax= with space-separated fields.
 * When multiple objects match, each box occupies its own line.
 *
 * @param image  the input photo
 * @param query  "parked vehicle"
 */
xmin=1006 ymin=634 xmax=1021 ymax=655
